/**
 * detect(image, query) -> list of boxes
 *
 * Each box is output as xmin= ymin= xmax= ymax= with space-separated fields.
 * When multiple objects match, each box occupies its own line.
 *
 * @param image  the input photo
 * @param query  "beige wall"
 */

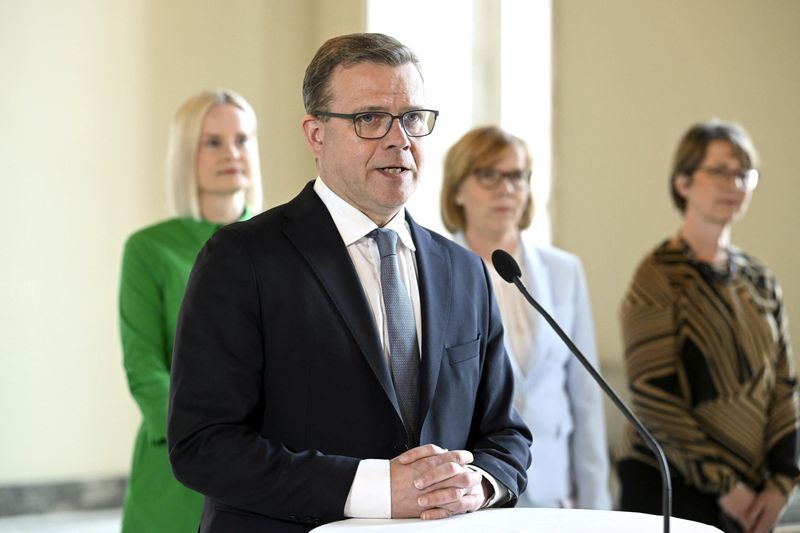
xmin=0 ymin=0 xmax=363 ymax=484
xmin=2 ymin=0 xmax=798 ymax=486
xmin=553 ymin=0 xmax=800 ymax=375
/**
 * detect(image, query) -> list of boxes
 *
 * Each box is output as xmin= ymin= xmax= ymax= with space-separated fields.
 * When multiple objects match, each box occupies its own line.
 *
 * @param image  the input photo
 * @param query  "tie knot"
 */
xmin=369 ymin=228 xmax=399 ymax=259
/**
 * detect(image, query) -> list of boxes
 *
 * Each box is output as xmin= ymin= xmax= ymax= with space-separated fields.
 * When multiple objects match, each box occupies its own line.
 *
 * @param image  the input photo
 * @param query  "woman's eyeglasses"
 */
xmin=472 ymin=168 xmax=532 ymax=190
xmin=696 ymin=166 xmax=760 ymax=190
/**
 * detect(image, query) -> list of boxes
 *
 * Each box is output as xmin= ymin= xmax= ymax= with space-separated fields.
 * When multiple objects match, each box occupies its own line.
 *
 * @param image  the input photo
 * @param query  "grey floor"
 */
xmin=0 ymin=508 xmax=121 ymax=533
xmin=0 ymin=507 xmax=799 ymax=532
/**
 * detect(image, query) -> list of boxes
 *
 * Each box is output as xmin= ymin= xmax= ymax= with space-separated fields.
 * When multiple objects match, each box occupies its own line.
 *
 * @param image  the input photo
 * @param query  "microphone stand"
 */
xmin=507 ymin=274 xmax=672 ymax=533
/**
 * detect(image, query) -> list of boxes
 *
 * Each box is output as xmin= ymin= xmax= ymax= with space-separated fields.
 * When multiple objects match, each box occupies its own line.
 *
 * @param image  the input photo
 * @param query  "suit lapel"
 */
xmin=408 ymin=214 xmax=449 ymax=431
xmin=281 ymin=183 xmax=401 ymax=416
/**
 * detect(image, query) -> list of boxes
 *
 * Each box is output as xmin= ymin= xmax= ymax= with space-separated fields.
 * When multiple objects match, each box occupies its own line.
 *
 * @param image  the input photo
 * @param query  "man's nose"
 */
xmin=383 ymin=117 xmax=411 ymax=148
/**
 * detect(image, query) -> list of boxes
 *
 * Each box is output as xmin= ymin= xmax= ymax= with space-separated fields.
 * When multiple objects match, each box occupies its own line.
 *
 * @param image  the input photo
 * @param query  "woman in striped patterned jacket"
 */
xmin=616 ymin=120 xmax=798 ymax=533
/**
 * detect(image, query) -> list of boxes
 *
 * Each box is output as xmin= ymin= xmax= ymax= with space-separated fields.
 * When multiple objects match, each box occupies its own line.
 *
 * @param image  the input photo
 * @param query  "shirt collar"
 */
xmin=313 ymin=177 xmax=416 ymax=251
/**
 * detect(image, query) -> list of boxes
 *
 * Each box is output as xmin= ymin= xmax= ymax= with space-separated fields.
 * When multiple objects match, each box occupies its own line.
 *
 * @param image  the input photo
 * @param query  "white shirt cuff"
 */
xmin=343 ymin=459 xmax=391 ymax=518
xmin=467 ymin=464 xmax=509 ymax=508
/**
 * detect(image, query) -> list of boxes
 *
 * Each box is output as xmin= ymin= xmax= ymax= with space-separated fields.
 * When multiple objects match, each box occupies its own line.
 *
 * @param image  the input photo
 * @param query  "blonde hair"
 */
xmin=166 ymin=89 xmax=263 ymax=219
xmin=441 ymin=125 xmax=533 ymax=233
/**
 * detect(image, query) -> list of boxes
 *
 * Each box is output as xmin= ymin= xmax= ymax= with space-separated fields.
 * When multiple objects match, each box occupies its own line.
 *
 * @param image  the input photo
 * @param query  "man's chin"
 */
xmin=376 ymin=181 xmax=416 ymax=203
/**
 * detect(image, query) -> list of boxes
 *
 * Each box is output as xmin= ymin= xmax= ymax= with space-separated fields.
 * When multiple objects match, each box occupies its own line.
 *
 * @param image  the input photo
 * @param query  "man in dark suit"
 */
xmin=168 ymin=33 xmax=532 ymax=532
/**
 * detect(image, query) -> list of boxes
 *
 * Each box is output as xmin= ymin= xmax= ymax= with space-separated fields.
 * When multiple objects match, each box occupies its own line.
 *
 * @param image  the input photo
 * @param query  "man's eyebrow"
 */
xmin=350 ymin=106 xmax=390 ymax=113
xmin=350 ymin=106 xmax=425 ymax=113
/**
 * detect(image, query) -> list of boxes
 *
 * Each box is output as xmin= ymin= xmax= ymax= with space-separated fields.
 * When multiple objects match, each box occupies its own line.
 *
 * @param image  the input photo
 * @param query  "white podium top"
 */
xmin=312 ymin=508 xmax=722 ymax=532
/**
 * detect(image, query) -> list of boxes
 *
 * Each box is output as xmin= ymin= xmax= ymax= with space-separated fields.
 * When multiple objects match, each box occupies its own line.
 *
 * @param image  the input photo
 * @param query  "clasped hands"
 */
xmin=390 ymin=443 xmax=488 ymax=520
xmin=719 ymin=482 xmax=787 ymax=533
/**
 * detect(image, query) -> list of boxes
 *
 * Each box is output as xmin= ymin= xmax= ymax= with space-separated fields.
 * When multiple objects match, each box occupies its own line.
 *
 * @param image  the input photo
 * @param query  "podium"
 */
xmin=312 ymin=508 xmax=722 ymax=532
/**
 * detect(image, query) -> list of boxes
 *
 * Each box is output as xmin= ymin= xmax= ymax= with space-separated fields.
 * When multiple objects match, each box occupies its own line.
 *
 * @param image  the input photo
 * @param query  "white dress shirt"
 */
xmin=314 ymin=178 xmax=416 ymax=518
xmin=313 ymin=179 xmax=422 ymax=360
xmin=313 ymin=178 xmax=506 ymax=518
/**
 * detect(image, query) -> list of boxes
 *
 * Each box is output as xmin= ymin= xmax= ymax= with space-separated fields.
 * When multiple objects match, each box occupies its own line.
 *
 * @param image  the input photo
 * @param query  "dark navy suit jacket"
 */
xmin=168 ymin=182 xmax=532 ymax=532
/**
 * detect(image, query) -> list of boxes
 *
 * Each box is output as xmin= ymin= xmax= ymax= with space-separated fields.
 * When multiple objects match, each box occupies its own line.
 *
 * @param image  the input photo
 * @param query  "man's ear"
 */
xmin=301 ymin=114 xmax=324 ymax=157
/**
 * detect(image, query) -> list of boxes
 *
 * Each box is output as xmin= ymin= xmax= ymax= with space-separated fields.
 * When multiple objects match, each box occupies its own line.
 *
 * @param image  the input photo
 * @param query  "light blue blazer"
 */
xmin=455 ymin=233 xmax=611 ymax=509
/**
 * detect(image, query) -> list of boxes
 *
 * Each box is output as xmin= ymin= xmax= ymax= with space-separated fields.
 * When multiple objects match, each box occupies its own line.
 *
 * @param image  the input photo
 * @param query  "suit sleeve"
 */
xmin=119 ymin=234 xmax=170 ymax=442
xmin=564 ymin=257 xmax=611 ymax=509
xmin=167 ymin=229 xmax=359 ymax=524
xmin=468 ymin=261 xmax=533 ymax=505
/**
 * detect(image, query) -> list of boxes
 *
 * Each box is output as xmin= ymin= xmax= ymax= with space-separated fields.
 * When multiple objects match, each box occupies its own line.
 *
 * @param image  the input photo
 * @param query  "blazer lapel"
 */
xmin=521 ymin=241 xmax=554 ymax=378
xmin=282 ymin=183 xmax=401 ymax=416
xmin=407 ymin=214 xmax=449 ymax=431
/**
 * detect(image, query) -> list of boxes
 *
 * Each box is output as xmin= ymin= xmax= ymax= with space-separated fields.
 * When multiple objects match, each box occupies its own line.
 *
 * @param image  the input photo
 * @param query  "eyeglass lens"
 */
xmin=355 ymin=110 xmax=436 ymax=139
xmin=699 ymin=166 xmax=759 ymax=189
xmin=474 ymin=168 xmax=531 ymax=188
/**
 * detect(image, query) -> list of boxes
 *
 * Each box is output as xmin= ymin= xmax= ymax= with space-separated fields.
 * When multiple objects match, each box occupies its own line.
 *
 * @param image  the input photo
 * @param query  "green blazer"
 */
xmin=119 ymin=211 xmax=250 ymax=532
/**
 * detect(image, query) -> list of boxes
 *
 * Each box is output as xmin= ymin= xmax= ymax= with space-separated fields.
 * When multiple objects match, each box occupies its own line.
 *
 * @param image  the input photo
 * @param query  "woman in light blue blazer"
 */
xmin=441 ymin=126 xmax=611 ymax=509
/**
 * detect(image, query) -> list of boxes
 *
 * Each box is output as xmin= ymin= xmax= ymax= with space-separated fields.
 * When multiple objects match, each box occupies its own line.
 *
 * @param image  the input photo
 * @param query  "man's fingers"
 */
xmin=414 ymin=461 xmax=462 ymax=489
xmin=418 ymin=487 xmax=467 ymax=508
xmin=408 ymin=449 xmax=474 ymax=473
xmin=391 ymin=446 xmax=482 ymax=520
xmin=414 ymin=470 xmax=486 ymax=521
xmin=448 ymin=450 xmax=473 ymax=466
xmin=414 ymin=462 xmax=481 ymax=491
xmin=419 ymin=492 xmax=485 ymax=520
xmin=397 ymin=444 xmax=447 ymax=464
xmin=420 ymin=507 xmax=454 ymax=520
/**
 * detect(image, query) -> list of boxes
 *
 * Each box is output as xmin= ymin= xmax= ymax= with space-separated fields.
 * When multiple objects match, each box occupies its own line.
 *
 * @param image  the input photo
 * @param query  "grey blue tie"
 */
xmin=369 ymin=228 xmax=420 ymax=438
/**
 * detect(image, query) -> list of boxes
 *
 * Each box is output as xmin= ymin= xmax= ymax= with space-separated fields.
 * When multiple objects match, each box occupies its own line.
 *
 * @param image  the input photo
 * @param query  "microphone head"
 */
xmin=491 ymin=249 xmax=522 ymax=283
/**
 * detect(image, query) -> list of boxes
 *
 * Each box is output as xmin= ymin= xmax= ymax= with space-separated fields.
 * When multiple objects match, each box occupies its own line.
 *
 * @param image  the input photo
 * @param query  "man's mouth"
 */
xmin=379 ymin=166 xmax=409 ymax=174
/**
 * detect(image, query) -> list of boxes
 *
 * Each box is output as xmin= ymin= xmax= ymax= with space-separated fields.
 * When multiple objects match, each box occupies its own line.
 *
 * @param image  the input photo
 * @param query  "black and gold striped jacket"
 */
xmin=616 ymin=237 xmax=799 ymax=497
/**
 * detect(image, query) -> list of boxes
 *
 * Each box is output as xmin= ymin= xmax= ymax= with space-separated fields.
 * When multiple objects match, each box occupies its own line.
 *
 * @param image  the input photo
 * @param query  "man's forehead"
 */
xmin=330 ymin=62 xmax=422 ymax=89
xmin=328 ymin=62 xmax=425 ymax=107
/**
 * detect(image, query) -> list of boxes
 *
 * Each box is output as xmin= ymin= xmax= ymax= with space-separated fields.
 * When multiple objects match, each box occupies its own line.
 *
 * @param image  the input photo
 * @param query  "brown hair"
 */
xmin=441 ymin=126 xmax=533 ymax=233
xmin=302 ymin=33 xmax=421 ymax=116
xmin=670 ymin=120 xmax=759 ymax=212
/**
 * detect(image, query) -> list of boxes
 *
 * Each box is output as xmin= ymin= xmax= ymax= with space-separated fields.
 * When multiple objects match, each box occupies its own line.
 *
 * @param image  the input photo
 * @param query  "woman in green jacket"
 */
xmin=119 ymin=89 xmax=263 ymax=532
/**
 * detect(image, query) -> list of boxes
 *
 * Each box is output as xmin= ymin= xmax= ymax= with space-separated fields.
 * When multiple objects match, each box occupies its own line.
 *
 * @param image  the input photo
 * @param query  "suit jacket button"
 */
xmin=394 ymin=442 xmax=409 ymax=454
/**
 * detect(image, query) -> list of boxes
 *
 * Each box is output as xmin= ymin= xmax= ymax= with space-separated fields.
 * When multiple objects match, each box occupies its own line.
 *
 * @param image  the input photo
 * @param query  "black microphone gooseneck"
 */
xmin=491 ymin=249 xmax=672 ymax=533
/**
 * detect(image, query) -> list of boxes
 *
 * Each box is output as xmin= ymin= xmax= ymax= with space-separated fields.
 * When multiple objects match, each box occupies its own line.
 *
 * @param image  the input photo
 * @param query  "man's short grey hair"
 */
xmin=302 ymin=33 xmax=422 ymax=117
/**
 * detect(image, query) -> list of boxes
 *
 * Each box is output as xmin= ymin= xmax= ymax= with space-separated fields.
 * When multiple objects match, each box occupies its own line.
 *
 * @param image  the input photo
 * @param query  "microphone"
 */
xmin=492 ymin=249 xmax=672 ymax=533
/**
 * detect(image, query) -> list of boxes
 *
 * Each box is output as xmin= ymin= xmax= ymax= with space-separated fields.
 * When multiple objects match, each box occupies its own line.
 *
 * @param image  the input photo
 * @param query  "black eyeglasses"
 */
xmin=696 ymin=166 xmax=760 ymax=190
xmin=472 ymin=168 xmax=532 ymax=190
xmin=316 ymin=109 xmax=439 ymax=139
